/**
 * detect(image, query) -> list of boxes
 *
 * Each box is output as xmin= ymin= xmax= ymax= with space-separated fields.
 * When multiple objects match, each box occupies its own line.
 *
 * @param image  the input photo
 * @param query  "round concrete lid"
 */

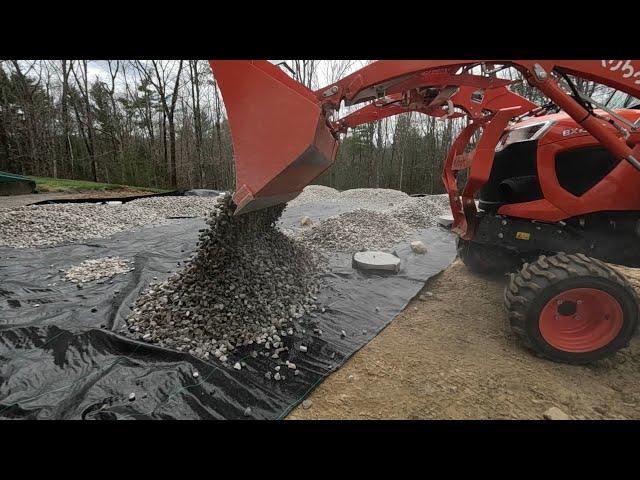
xmin=353 ymin=251 xmax=400 ymax=273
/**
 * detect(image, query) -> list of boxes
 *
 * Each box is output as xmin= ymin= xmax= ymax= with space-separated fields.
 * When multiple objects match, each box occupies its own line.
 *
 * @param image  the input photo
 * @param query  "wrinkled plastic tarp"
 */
xmin=0 ymin=198 xmax=456 ymax=419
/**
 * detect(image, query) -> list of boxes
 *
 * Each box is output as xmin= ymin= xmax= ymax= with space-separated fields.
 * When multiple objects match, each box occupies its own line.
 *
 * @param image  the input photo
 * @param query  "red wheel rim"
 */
xmin=539 ymin=288 xmax=624 ymax=353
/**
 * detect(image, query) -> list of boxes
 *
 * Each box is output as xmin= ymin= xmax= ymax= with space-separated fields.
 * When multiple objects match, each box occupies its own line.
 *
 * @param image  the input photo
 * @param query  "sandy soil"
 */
xmin=0 ymin=189 xmax=156 ymax=209
xmin=288 ymin=259 xmax=640 ymax=420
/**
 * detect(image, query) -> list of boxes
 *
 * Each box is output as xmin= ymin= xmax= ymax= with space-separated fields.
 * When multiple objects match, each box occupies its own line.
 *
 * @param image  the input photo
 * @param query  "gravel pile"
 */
xmin=0 ymin=196 xmax=219 ymax=248
xmin=127 ymin=196 xmax=217 ymax=218
xmin=288 ymin=185 xmax=339 ymax=206
xmin=387 ymin=195 xmax=450 ymax=229
xmin=64 ymin=256 xmax=132 ymax=283
xmin=289 ymin=185 xmax=409 ymax=211
xmin=288 ymin=187 xmax=451 ymax=252
xmin=338 ymin=188 xmax=410 ymax=209
xmin=297 ymin=209 xmax=413 ymax=252
xmin=125 ymin=193 xmax=323 ymax=363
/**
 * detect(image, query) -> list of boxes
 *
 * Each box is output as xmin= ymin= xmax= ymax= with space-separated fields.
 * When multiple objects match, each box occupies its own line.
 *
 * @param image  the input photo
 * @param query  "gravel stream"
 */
xmin=124 ymin=194 xmax=323 ymax=365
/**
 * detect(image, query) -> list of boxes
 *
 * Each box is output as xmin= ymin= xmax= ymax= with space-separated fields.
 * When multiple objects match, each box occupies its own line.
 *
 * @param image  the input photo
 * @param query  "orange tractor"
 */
xmin=209 ymin=60 xmax=640 ymax=364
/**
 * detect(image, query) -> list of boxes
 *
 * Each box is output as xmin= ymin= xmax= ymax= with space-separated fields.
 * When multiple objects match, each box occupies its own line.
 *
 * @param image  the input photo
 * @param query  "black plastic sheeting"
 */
xmin=30 ymin=189 xmax=213 ymax=206
xmin=0 ymin=199 xmax=456 ymax=419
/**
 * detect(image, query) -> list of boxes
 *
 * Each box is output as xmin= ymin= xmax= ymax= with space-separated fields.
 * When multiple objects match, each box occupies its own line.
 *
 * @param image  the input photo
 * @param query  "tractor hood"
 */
xmin=501 ymin=109 xmax=640 ymax=148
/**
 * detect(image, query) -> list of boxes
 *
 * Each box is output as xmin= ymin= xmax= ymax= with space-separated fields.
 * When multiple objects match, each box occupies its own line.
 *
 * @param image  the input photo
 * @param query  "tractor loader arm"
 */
xmin=209 ymin=60 xmax=640 ymax=221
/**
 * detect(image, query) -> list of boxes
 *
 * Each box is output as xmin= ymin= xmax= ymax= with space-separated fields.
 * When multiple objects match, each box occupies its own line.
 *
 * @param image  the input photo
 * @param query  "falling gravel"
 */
xmin=125 ymin=193 xmax=323 ymax=363
xmin=0 ymin=196 xmax=219 ymax=248
xmin=64 ymin=257 xmax=132 ymax=283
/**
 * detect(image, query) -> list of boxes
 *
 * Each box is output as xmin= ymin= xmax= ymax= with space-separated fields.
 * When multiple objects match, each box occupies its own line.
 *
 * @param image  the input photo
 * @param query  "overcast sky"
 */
xmin=84 ymin=60 xmax=367 ymax=92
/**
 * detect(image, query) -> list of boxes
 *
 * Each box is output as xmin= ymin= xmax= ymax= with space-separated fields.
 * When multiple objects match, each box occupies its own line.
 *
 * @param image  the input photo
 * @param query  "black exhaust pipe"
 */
xmin=498 ymin=176 xmax=542 ymax=203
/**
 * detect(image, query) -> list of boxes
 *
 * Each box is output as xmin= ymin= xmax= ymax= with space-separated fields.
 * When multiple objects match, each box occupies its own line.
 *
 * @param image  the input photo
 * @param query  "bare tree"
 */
xmin=291 ymin=60 xmax=318 ymax=89
xmin=70 ymin=60 xmax=99 ymax=181
xmin=135 ymin=60 xmax=184 ymax=187
xmin=3 ymin=59 xmax=594 ymax=195
xmin=188 ymin=60 xmax=206 ymax=187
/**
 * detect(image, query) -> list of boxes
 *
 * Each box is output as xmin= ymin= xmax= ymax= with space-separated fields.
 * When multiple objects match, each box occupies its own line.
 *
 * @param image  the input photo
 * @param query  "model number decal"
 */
xmin=562 ymin=127 xmax=587 ymax=137
xmin=601 ymin=60 xmax=640 ymax=85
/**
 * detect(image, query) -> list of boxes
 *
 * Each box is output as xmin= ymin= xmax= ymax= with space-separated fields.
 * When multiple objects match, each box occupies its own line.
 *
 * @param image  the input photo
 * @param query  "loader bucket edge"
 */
xmin=209 ymin=60 xmax=339 ymax=215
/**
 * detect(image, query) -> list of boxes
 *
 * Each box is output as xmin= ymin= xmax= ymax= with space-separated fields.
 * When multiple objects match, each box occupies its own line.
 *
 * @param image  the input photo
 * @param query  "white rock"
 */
xmin=410 ymin=240 xmax=428 ymax=254
xmin=300 ymin=216 xmax=313 ymax=226
xmin=543 ymin=407 xmax=571 ymax=420
xmin=299 ymin=345 xmax=308 ymax=353
xmin=302 ymin=399 xmax=313 ymax=409
xmin=436 ymin=214 xmax=454 ymax=228
xmin=234 ymin=362 xmax=242 ymax=370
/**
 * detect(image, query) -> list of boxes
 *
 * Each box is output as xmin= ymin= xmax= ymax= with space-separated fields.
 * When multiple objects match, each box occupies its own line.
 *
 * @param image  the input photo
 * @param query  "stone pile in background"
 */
xmin=288 ymin=186 xmax=450 ymax=253
xmin=0 ymin=196 xmax=219 ymax=248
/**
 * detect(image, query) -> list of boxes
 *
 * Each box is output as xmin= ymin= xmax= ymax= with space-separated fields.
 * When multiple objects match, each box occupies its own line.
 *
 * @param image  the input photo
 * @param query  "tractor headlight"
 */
xmin=495 ymin=120 xmax=554 ymax=152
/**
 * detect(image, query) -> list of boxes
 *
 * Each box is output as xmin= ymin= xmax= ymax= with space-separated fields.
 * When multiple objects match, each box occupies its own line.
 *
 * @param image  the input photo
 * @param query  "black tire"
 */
xmin=457 ymin=237 xmax=521 ymax=274
xmin=505 ymin=252 xmax=639 ymax=364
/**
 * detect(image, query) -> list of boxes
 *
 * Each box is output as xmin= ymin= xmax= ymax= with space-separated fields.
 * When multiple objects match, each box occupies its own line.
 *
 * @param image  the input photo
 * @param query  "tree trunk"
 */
xmin=168 ymin=113 xmax=177 ymax=187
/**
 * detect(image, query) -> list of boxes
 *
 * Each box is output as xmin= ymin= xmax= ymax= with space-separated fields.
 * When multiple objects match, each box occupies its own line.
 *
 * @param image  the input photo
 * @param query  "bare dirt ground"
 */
xmin=0 ymin=189 xmax=155 ymax=209
xmin=288 ymin=259 xmax=640 ymax=420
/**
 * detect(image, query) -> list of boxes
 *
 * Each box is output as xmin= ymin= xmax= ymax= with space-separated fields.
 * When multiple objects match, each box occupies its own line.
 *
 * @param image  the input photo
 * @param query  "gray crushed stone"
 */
xmin=0 ymin=196 xmax=219 ymax=248
xmin=64 ymin=256 xmax=132 ymax=283
xmin=387 ymin=195 xmax=450 ymax=229
xmin=288 ymin=186 xmax=450 ymax=252
xmin=124 ymin=193 xmax=323 ymax=365
xmin=296 ymin=209 xmax=413 ymax=252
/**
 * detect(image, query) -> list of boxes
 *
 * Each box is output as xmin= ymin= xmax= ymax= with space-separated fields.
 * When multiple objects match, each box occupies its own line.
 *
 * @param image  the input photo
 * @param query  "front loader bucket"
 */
xmin=209 ymin=60 xmax=340 ymax=215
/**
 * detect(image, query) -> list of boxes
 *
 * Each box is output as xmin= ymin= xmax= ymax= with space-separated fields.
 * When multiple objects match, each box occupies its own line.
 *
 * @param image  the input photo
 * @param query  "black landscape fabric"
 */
xmin=0 ymin=197 xmax=456 ymax=419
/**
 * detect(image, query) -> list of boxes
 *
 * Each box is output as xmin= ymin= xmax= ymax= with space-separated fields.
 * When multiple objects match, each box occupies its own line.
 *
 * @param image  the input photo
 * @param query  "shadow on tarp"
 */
xmin=0 ymin=200 xmax=456 ymax=420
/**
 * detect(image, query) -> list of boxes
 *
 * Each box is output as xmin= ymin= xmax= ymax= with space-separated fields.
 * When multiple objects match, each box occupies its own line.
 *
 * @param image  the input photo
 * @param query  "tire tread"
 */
xmin=504 ymin=253 xmax=639 ymax=364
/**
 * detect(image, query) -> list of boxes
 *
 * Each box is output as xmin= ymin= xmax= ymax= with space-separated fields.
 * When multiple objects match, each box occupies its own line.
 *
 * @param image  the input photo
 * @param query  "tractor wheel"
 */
xmin=457 ymin=237 xmax=521 ymax=274
xmin=505 ymin=252 xmax=639 ymax=364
